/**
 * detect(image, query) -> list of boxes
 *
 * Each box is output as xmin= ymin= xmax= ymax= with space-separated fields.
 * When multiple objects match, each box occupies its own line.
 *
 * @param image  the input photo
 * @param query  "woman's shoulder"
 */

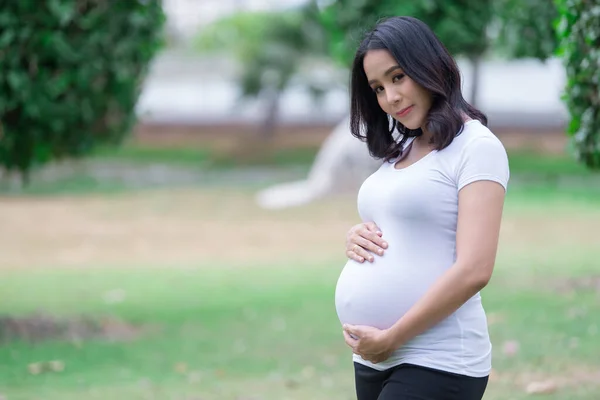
xmin=457 ymin=119 xmax=500 ymax=141
xmin=446 ymin=119 xmax=506 ymax=155
xmin=444 ymin=119 xmax=510 ymax=190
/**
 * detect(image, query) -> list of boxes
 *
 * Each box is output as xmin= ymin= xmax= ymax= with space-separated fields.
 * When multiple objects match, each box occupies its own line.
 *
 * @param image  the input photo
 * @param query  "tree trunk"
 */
xmin=260 ymin=89 xmax=280 ymax=140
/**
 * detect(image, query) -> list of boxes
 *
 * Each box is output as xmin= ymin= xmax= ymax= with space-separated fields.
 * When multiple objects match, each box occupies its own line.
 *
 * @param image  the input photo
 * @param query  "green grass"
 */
xmin=90 ymin=143 xmax=598 ymax=176
xmin=507 ymin=150 xmax=594 ymax=176
xmin=89 ymin=141 xmax=596 ymax=175
xmin=91 ymin=142 xmax=320 ymax=169
xmin=0 ymin=242 xmax=599 ymax=399
xmin=0 ymin=146 xmax=599 ymax=399
xmin=0 ymin=144 xmax=318 ymax=196
xmin=0 ymin=266 xmax=350 ymax=399
xmin=91 ymin=145 xmax=214 ymax=167
xmin=0 ymin=175 xmax=135 ymax=196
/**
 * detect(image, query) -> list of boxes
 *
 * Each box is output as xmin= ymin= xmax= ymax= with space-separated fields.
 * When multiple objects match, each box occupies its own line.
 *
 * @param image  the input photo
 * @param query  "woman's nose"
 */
xmin=386 ymin=89 xmax=401 ymax=105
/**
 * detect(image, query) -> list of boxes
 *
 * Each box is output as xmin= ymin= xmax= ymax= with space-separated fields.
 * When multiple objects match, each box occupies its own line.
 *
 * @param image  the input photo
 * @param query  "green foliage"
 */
xmin=196 ymin=4 xmax=329 ymax=99
xmin=555 ymin=0 xmax=600 ymax=169
xmin=492 ymin=0 xmax=559 ymax=61
xmin=318 ymin=0 xmax=493 ymax=67
xmin=195 ymin=11 xmax=278 ymax=68
xmin=0 ymin=0 xmax=165 ymax=182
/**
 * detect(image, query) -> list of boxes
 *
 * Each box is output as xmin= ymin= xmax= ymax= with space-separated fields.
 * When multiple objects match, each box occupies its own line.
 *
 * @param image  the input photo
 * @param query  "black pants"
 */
xmin=354 ymin=362 xmax=489 ymax=400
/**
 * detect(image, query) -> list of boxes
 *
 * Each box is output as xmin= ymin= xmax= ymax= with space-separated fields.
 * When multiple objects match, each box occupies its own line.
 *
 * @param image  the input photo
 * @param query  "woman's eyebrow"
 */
xmin=368 ymin=65 xmax=403 ymax=85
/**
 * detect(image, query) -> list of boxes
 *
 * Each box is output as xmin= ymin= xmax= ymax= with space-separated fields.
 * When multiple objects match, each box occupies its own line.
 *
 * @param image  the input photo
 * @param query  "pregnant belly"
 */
xmin=335 ymin=258 xmax=425 ymax=330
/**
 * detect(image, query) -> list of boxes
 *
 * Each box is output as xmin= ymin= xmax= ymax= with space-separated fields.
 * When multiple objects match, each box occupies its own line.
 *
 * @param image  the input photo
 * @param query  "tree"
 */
xmin=0 ymin=1 xmax=165 ymax=183
xmin=555 ymin=0 xmax=600 ymax=169
xmin=318 ymin=0 xmax=494 ymax=106
xmin=491 ymin=0 xmax=559 ymax=61
xmin=256 ymin=1 xmax=497 ymax=209
xmin=195 ymin=3 xmax=330 ymax=140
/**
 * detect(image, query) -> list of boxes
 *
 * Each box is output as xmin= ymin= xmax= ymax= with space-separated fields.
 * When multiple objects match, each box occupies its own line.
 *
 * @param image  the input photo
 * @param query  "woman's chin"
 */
xmin=394 ymin=117 xmax=424 ymax=131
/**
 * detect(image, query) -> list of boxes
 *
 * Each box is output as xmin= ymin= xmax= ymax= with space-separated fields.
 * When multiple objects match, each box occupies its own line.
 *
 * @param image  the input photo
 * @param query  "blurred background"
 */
xmin=0 ymin=0 xmax=598 ymax=399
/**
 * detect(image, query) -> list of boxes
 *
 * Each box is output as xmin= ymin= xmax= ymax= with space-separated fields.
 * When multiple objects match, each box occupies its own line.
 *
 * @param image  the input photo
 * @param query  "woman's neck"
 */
xmin=417 ymin=113 xmax=473 ymax=147
xmin=415 ymin=130 xmax=434 ymax=148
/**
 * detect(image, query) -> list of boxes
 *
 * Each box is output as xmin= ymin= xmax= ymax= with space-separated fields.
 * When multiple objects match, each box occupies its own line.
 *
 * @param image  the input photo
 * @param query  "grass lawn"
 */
xmin=0 ymin=144 xmax=599 ymax=399
xmin=1 ymin=247 xmax=599 ymax=399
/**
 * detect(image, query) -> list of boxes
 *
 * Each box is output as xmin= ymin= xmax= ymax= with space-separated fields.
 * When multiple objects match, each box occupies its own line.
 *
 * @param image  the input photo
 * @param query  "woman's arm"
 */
xmin=384 ymin=179 xmax=506 ymax=349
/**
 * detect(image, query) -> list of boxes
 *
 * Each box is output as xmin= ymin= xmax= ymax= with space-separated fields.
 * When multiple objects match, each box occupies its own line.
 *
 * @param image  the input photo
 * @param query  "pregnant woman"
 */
xmin=334 ymin=16 xmax=510 ymax=400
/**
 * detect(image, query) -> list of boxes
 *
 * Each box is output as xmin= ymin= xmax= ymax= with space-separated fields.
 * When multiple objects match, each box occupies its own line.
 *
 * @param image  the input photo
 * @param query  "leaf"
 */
xmin=0 ymin=30 xmax=15 ymax=47
xmin=27 ymin=362 xmax=43 ymax=375
xmin=48 ymin=360 xmax=65 ymax=372
xmin=6 ymin=71 xmax=25 ymax=90
xmin=502 ymin=340 xmax=520 ymax=357
xmin=48 ymin=0 xmax=77 ymax=27
xmin=174 ymin=362 xmax=188 ymax=374
xmin=525 ymin=380 xmax=558 ymax=394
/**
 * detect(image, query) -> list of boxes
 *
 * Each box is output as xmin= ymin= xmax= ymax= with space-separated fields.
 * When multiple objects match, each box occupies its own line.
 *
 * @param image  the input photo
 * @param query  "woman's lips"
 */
xmin=396 ymin=105 xmax=414 ymax=117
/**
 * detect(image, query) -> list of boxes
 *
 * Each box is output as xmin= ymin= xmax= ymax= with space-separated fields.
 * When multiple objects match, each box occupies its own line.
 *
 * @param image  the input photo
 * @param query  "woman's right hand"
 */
xmin=345 ymin=222 xmax=388 ymax=263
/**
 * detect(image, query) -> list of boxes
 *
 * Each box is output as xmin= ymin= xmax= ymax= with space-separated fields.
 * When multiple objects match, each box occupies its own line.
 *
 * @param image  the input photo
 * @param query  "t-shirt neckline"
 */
xmin=390 ymin=120 xmax=478 ymax=172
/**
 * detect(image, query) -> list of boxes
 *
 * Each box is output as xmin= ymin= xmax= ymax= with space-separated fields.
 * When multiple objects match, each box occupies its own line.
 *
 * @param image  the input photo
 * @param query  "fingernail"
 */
xmin=383 ymin=242 xmax=388 ymax=248
xmin=359 ymin=257 xmax=364 ymax=262
xmin=378 ymin=249 xmax=384 ymax=255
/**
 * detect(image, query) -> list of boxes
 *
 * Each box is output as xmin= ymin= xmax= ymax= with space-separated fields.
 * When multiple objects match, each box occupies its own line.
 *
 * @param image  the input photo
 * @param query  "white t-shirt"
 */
xmin=334 ymin=119 xmax=510 ymax=377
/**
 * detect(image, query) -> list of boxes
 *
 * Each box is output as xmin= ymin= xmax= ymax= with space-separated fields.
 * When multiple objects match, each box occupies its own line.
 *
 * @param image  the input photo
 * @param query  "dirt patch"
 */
xmin=131 ymin=122 xmax=332 ymax=151
xmin=551 ymin=275 xmax=600 ymax=294
xmin=499 ymin=211 xmax=600 ymax=252
xmin=0 ymin=314 xmax=146 ymax=344
xmin=491 ymin=365 xmax=600 ymax=393
xmin=0 ymin=189 xmax=358 ymax=269
xmin=0 ymin=187 xmax=598 ymax=270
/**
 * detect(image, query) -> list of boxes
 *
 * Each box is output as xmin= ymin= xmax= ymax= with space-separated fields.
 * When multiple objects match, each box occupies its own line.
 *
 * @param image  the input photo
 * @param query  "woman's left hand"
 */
xmin=343 ymin=324 xmax=395 ymax=364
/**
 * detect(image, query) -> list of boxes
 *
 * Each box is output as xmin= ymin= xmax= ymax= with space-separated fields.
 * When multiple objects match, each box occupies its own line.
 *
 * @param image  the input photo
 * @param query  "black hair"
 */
xmin=349 ymin=16 xmax=487 ymax=160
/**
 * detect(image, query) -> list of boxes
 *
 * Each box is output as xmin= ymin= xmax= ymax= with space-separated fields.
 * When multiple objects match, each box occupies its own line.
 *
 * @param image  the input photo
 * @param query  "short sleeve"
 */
xmin=457 ymin=136 xmax=510 ymax=191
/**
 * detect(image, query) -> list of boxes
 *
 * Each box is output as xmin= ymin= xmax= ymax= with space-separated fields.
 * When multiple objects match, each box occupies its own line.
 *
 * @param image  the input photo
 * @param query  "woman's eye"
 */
xmin=393 ymin=74 xmax=405 ymax=83
xmin=373 ymin=86 xmax=383 ymax=94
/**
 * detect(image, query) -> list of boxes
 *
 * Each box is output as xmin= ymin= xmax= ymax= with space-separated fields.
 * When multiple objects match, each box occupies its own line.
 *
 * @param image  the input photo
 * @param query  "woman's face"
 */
xmin=363 ymin=49 xmax=433 ymax=131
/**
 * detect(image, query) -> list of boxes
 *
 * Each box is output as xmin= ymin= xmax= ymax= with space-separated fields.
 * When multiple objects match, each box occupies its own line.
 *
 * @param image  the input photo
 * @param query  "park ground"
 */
xmin=0 ymin=124 xmax=599 ymax=399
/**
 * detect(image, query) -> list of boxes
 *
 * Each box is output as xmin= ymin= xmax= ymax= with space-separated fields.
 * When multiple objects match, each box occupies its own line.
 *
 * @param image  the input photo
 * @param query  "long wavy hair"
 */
xmin=350 ymin=16 xmax=487 ymax=161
